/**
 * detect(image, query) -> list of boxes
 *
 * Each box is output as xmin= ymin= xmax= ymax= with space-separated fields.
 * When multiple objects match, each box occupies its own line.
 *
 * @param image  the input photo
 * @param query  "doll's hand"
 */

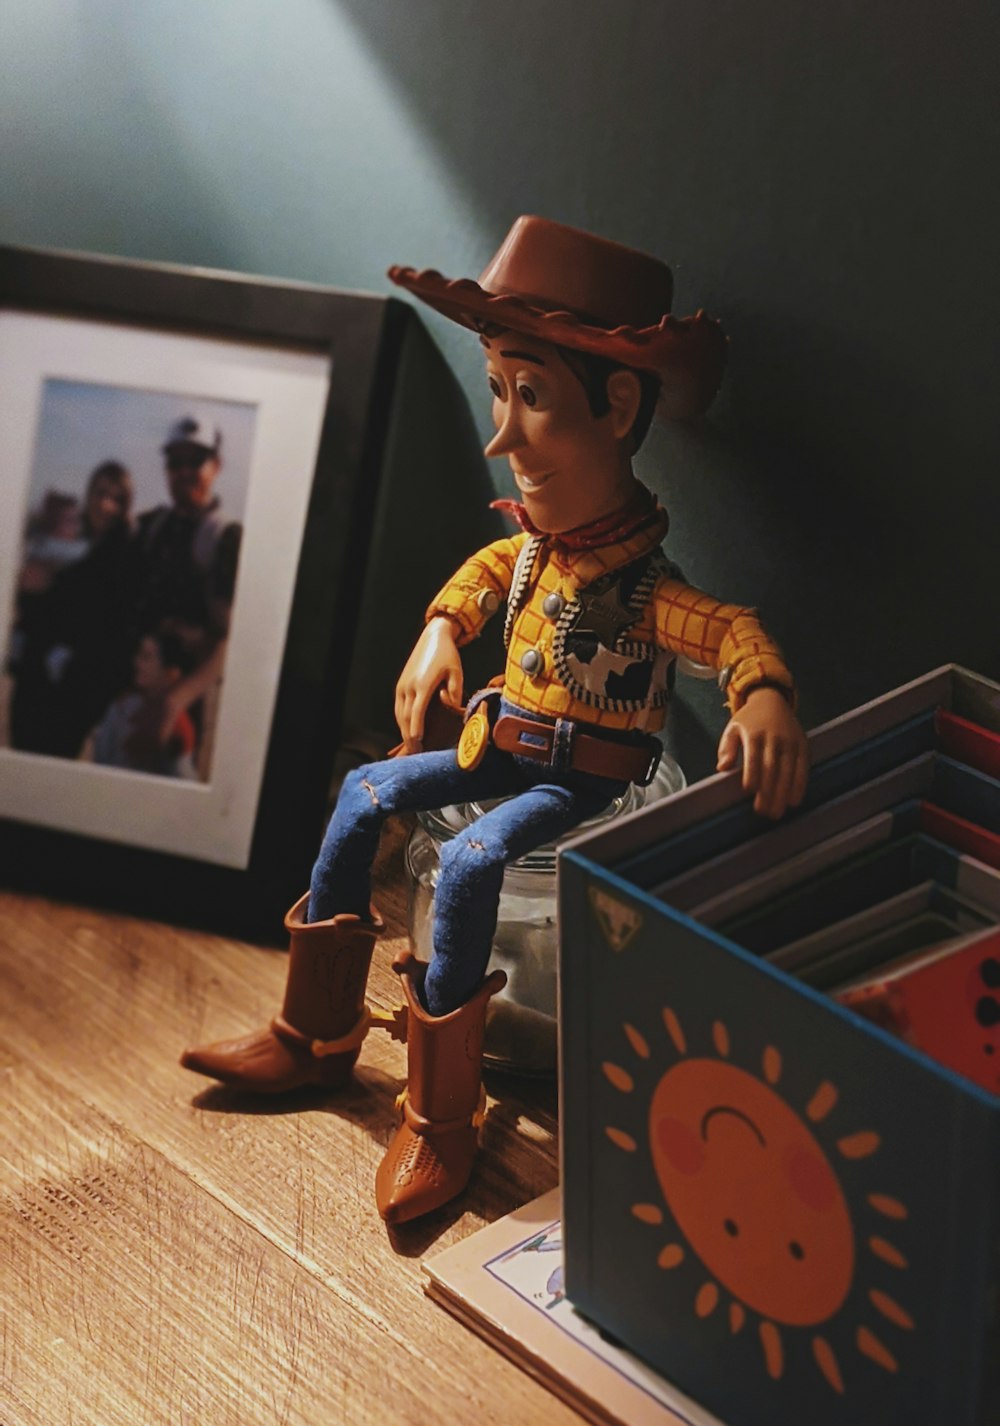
xmin=394 ymin=617 xmax=464 ymax=752
xmin=716 ymin=686 xmax=808 ymax=820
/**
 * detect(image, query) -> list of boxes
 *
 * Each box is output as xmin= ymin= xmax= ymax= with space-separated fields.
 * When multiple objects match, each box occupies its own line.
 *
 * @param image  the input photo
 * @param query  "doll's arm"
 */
xmin=394 ymin=616 xmax=464 ymax=751
xmin=654 ymin=582 xmax=795 ymax=706
xmin=654 ymin=578 xmax=806 ymax=819
xmin=394 ymin=534 xmax=526 ymax=750
xmin=717 ymin=686 xmax=808 ymax=819
xmin=422 ymin=533 xmax=526 ymax=645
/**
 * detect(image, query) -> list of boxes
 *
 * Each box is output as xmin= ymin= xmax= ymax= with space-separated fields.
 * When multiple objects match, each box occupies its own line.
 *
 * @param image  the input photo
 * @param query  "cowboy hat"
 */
xmin=388 ymin=215 xmax=726 ymax=418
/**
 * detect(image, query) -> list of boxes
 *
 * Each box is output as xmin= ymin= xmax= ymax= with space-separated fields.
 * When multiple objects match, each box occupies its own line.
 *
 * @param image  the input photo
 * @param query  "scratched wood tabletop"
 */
xmin=0 ymin=820 xmax=577 ymax=1426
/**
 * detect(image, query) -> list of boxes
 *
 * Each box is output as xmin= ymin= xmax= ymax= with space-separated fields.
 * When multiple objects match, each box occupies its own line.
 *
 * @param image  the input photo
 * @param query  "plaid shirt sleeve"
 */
xmin=425 ymin=534 xmax=528 ymax=646
xmin=653 ymin=577 xmax=796 ymax=712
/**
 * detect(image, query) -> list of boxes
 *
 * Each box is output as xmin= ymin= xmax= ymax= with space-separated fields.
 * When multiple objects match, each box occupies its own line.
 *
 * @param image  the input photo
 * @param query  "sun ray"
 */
xmin=695 ymin=1282 xmax=719 ymax=1318
xmin=662 ymin=1006 xmax=686 ymax=1054
xmin=806 ymin=1080 xmax=838 ymax=1122
xmin=763 ymin=1045 xmax=782 ymax=1084
xmin=602 ymin=1061 xmax=634 ymax=1092
xmin=869 ymin=1236 xmax=909 ymax=1270
xmin=712 ymin=1020 xmax=730 ymax=1057
xmin=869 ymin=1289 xmax=915 ymax=1330
xmin=812 ymin=1335 xmax=845 ymax=1394
xmin=657 ymin=1243 xmax=684 ymax=1270
xmin=857 ymin=1325 xmax=899 ymax=1373
xmin=759 ymin=1320 xmax=784 ymax=1380
xmin=837 ymin=1129 xmax=881 ymax=1159
xmin=623 ymin=1022 xmax=650 ymax=1059
xmin=867 ymin=1192 xmax=909 ymax=1220
xmin=605 ymin=1126 xmax=637 ymax=1152
xmin=729 ymin=1303 xmax=745 ymax=1334
xmin=631 ymin=1202 xmax=663 ymax=1225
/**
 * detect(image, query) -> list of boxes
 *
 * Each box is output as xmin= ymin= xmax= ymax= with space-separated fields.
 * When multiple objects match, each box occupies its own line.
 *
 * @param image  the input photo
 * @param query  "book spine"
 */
xmin=939 ymin=1093 xmax=1000 ymax=1426
xmin=974 ymin=1107 xmax=1000 ymax=1426
xmin=558 ymin=850 xmax=594 ymax=1310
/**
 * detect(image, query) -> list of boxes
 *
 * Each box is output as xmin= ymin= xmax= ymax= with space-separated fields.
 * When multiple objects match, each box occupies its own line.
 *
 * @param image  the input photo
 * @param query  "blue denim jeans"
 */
xmin=309 ymin=701 xmax=625 ymax=1015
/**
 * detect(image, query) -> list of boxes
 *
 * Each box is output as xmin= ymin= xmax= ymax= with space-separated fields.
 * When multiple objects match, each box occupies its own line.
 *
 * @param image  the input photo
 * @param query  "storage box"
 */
xmin=558 ymin=666 xmax=1000 ymax=1426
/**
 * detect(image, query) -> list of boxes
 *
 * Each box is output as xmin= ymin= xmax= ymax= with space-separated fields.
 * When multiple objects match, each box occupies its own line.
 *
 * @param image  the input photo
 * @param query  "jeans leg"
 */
xmin=308 ymin=747 xmax=523 ymax=922
xmin=424 ymin=777 xmax=616 ymax=1015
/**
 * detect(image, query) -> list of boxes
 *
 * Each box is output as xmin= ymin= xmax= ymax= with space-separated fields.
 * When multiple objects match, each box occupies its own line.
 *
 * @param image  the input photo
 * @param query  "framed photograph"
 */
xmin=0 ymin=244 xmax=408 ymax=935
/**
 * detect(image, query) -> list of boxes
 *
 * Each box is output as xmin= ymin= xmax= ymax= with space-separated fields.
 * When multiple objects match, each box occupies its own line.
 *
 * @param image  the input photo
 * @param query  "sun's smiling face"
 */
xmin=601 ymin=1000 xmax=914 ymax=1393
xmin=650 ymin=1058 xmax=854 ymax=1326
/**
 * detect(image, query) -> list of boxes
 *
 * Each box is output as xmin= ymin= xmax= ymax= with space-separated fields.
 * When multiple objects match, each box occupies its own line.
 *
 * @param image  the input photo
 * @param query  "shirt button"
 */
xmin=542 ymin=592 xmax=564 ymax=619
xmin=477 ymin=588 xmax=500 ymax=615
xmin=520 ymin=648 xmax=544 ymax=676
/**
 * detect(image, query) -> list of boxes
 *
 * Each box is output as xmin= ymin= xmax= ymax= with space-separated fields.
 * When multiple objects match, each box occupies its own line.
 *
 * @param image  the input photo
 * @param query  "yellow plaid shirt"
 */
xmin=427 ymin=524 xmax=794 ymax=734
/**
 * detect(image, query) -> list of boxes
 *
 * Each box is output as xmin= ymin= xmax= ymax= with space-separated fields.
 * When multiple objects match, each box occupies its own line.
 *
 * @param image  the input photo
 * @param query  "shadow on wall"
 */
xmin=643 ymin=296 xmax=1000 ymax=748
xmin=344 ymin=309 xmax=503 ymax=744
xmin=333 ymin=0 xmax=1000 ymax=735
xmin=730 ymin=305 xmax=1000 ymax=716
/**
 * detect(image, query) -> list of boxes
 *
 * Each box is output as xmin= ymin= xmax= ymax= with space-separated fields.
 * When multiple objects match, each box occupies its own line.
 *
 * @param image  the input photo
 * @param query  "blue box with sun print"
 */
xmin=558 ymin=666 xmax=1000 ymax=1426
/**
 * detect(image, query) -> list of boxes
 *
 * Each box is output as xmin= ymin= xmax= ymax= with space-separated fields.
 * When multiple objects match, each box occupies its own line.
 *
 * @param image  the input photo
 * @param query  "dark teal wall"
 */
xmin=3 ymin=0 xmax=997 ymax=752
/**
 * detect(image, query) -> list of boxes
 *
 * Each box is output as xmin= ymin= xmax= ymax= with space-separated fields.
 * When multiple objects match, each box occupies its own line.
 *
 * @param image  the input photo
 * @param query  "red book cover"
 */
xmin=837 ymin=927 xmax=1000 ymax=1093
xmin=918 ymin=801 xmax=1000 ymax=870
xmin=936 ymin=708 xmax=1000 ymax=780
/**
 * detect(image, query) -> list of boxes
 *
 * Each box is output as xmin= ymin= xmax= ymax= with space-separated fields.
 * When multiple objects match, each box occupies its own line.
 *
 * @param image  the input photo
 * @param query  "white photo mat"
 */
xmin=0 ymin=310 xmax=331 ymax=869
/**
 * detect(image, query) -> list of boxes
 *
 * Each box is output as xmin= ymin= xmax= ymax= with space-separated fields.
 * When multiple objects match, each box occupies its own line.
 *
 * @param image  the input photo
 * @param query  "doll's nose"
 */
xmin=484 ymin=404 xmax=524 ymax=459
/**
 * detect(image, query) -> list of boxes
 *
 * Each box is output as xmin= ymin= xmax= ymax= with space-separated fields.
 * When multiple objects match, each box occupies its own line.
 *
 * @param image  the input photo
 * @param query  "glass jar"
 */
xmin=404 ymin=752 xmax=685 ymax=1074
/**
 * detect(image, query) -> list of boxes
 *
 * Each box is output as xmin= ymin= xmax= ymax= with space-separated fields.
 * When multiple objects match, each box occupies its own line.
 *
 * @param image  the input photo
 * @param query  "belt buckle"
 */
xmin=458 ymin=706 xmax=491 ymax=770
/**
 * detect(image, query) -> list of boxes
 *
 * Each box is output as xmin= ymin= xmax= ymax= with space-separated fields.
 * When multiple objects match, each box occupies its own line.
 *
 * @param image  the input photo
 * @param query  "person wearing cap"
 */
xmin=182 ymin=218 xmax=807 ymax=1225
xmin=131 ymin=417 xmax=242 ymax=769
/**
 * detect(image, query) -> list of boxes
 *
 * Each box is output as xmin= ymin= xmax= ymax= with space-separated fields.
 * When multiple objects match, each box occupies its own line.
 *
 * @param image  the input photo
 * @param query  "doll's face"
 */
xmin=481 ymin=333 xmax=636 ymax=534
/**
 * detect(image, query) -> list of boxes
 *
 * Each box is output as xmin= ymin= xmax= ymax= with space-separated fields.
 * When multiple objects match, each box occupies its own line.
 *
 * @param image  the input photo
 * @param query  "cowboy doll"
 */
xmin=182 ymin=217 xmax=808 ymax=1225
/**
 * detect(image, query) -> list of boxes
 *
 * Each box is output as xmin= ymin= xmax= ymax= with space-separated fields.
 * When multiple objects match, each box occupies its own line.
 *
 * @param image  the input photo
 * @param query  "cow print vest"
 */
xmin=503 ymin=536 xmax=679 ymax=714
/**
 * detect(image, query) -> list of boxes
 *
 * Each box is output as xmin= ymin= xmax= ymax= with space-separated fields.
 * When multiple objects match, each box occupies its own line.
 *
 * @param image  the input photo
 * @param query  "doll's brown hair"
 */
xmin=553 ymin=346 xmax=661 ymax=452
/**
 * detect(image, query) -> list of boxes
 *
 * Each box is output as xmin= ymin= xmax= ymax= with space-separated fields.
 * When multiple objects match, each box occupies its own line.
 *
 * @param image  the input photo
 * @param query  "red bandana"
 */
xmin=490 ymin=482 xmax=667 ymax=551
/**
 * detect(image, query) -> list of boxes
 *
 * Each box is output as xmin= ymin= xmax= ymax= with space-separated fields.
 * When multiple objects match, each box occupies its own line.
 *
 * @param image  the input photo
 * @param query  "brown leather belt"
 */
xmin=492 ymin=713 xmax=661 ymax=785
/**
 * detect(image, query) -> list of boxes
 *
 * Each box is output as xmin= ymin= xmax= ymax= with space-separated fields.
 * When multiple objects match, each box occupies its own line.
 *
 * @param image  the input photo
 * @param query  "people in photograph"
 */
xmin=90 ymin=628 xmax=198 ymax=779
xmin=8 ymin=460 xmax=136 ymax=758
xmin=129 ymin=416 xmax=243 ymax=774
xmin=17 ymin=490 xmax=88 ymax=596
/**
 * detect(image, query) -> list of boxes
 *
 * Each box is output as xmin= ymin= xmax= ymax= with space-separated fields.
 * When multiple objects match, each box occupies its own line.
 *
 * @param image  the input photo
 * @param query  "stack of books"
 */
xmin=554 ymin=665 xmax=1000 ymax=1426
xmin=426 ymin=1187 xmax=723 ymax=1426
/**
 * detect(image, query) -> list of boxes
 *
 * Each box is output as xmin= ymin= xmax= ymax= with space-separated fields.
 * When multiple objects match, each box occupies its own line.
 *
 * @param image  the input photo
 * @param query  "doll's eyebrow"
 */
xmin=499 ymin=349 xmax=546 ymax=365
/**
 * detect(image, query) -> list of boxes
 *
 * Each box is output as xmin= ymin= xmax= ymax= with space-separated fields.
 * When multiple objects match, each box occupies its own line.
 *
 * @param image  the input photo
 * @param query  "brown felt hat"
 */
xmin=388 ymin=215 xmax=726 ymax=418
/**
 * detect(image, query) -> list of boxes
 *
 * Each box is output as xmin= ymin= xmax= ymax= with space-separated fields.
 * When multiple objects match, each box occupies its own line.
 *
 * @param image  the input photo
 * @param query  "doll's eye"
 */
xmin=518 ymin=384 xmax=537 ymax=407
xmin=488 ymin=376 xmax=502 ymax=398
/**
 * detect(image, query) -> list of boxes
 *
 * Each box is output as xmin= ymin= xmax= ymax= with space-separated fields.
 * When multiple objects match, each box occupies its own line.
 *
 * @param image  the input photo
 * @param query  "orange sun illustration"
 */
xmin=602 ymin=1010 xmax=915 ymax=1394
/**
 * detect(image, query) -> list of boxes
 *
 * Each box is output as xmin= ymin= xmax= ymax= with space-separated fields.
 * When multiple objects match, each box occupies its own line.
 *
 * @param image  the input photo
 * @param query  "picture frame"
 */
xmin=0 ymin=244 xmax=409 ymax=937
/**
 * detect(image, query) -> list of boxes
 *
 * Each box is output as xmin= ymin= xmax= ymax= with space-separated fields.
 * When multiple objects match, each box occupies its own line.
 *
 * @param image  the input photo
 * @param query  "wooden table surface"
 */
xmin=0 ymin=821 xmax=580 ymax=1426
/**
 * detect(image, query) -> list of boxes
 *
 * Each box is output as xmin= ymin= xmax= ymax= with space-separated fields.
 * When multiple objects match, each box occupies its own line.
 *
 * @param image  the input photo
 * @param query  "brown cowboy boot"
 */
xmin=375 ymin=951 xmax=506 ymax=1225
xmin=180 ymin=891 xmax=384 ymax=1093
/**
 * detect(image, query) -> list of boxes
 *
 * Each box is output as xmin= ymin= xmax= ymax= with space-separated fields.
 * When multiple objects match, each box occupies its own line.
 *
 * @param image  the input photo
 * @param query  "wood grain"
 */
xmin=0 ymin=823 xmax=574 ymax=1426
